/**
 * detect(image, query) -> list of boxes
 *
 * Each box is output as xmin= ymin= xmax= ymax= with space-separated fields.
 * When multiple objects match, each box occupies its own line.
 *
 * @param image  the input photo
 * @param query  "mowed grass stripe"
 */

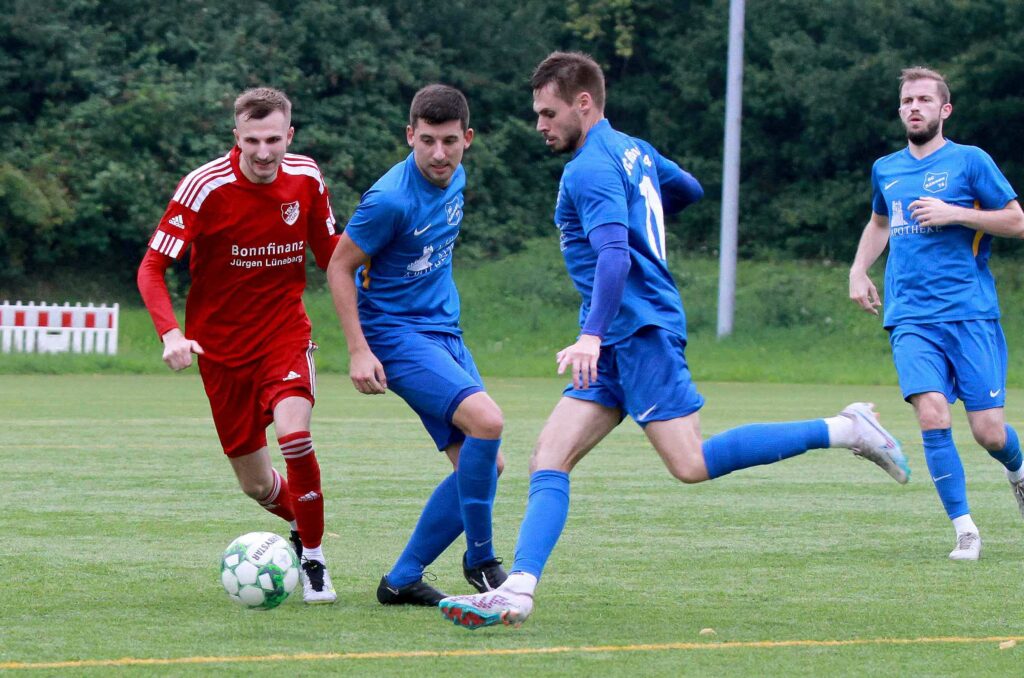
xmin=3 ymin=636 xmax=1022 ymax=670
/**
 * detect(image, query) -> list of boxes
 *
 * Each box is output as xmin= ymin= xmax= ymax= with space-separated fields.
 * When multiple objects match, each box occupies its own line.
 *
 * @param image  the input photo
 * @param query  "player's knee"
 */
xmin=467 ymin=407 xmax=504 ymax=439
xmin=239 ymin=477 xmax=273 ymax=500
xmin=914 ymin=398 xmax=950 ymax=430
xmin=971 ymin=425 xmax=1006 ymax=451
xmin=666 ymin=459 xmax=706 ymax=484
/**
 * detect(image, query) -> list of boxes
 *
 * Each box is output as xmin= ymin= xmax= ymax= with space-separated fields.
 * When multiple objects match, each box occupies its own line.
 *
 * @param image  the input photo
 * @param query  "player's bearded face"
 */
xmin=407 ymin=119 xmax=473 ymax=188
xmin=233 ymin=110 xmax=293 ymax=184
xmin=533 ymin=84 xmax=583 ymax=154
xmin=899 ymin=79 xmax=949 ymax=147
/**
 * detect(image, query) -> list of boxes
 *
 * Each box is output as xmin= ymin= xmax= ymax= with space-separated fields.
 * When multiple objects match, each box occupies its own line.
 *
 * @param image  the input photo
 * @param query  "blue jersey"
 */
xmin=554 ymin=119 xmax=702 ymax=345
xmin=344 ymin=153 xmax=465 ymax=338
xmin=871 ymin=140 xmax=1016 ymax=328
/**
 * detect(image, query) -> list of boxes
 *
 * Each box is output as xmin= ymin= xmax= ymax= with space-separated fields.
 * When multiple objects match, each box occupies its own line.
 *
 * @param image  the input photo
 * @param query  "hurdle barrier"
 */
xmin=0 ymin=301 xmax=119 ymax=355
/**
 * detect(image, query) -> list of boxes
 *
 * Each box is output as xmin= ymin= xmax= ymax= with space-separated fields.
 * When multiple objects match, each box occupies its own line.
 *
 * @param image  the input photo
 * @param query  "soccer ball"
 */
xmin=220 ymin=532 xmax=300 ymax=610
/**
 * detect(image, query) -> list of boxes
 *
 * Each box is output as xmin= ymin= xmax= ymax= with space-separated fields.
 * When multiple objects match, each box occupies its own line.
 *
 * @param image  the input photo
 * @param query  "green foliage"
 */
xmin=3 ymin=0 xmax=1024 ymax=295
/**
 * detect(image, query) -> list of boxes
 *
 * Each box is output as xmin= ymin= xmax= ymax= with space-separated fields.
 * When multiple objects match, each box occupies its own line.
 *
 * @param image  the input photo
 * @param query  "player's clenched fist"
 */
xmin=161 ymin=328 xmax=204 ymax=371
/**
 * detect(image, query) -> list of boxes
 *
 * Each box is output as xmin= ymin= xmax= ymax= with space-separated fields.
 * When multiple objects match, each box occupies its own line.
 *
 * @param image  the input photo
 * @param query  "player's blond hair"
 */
xmin=234 ymin=87 xmax=292 ymax=123
xmin=900 ymin=67 xmax=950 ymax=105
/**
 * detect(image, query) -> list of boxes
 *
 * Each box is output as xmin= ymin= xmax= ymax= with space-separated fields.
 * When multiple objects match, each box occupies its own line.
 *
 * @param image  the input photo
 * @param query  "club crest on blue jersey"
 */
xmin=281 ymin=201 xmax=300 ymax=225
xmin=923 ymin=172 xmax=948 ymax=193
xmin=445 ymin=197 xmax=463 ymax=226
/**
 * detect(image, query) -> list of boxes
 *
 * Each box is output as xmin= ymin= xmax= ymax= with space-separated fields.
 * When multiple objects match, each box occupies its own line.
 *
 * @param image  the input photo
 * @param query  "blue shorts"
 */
xmin=368 ymin=331 xmax=484 ymax=450
xmin=889 ymin=320 xmax=1007 ymax=411
xmin=563 ymin=325 xmax=705 ymax=426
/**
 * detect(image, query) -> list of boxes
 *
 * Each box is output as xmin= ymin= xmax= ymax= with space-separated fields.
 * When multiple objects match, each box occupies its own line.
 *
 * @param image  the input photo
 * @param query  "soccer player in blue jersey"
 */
xmin=326 ymin=84 xmax=507 ymax=605
xmin=438 ymin=51 xmax=910 ymax=630
xmin=849 ymin=67 xmax=1024 ymax=561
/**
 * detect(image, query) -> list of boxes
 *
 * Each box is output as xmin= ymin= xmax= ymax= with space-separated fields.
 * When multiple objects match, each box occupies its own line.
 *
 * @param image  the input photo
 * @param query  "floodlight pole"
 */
xmin=717 ymin=0 xmax=745 ymax=338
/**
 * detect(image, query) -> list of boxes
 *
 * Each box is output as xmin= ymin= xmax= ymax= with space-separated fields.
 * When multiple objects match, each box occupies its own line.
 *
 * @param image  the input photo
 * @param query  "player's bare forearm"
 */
xmin=908 ymin=197 xmax=1024 ymax=237
xmin=326 ymin=239 xmax=387 ymax=394
xmin=850 ymin=213 xmax=890 ymax=276
xmin=849 ymin=214 xmax=889 ymax=316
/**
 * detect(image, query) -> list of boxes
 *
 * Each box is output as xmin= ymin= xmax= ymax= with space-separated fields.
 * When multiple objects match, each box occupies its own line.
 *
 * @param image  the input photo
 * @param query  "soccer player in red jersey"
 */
xmin=137 ymin=87 xmax=339 ymax=603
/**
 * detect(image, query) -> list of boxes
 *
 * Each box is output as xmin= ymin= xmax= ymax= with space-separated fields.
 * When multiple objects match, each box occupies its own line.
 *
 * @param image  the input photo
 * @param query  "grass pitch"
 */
xmin=2 ymin=375 xmax=1023 ymax=676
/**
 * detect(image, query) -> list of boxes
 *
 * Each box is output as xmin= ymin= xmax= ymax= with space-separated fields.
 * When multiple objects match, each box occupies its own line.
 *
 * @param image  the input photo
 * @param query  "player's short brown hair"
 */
xmin=530 ymin=51 xmax=606 ymax=111
xmin=234 ymin=87 xmax=292 ymax=122
xmin=899 ymin=67 xmax=950 ymax=105
xmin=409 ymin=84 xmax=470 ymax=130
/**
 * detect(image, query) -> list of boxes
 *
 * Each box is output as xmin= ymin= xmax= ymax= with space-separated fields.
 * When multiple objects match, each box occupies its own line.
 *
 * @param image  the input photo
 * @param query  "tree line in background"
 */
xmin=3 ymin=0 xmax=1024 ymax=296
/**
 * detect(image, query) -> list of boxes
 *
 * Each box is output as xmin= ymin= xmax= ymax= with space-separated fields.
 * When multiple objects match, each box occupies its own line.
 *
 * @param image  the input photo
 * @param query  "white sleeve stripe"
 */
xmin=150 ymin=231 xmax=167 ymax=252
xmin=178 ymin=167 xmax=235 ymax=211
xmin=150 ymin=231 xmax=185 ymax=258
xmin=284 ymin=153 xmax=317 ymax=166
xmin=172 ymin=155 xmax=232 ymax=205
xmin=190 ymin=175 xmax=237 ymax=212
xmin=281 ymin=164 xmax=325 ymax=194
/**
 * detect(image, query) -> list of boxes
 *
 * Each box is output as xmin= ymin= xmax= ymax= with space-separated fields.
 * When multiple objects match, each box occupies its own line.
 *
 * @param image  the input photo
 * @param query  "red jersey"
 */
xmin=138 ymin=146 xmax=340 ymax=366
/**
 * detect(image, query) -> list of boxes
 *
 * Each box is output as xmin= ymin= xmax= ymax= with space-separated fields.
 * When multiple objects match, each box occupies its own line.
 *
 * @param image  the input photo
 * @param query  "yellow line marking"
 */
xmin=3 ymin=636 xmax=1022 ymax=670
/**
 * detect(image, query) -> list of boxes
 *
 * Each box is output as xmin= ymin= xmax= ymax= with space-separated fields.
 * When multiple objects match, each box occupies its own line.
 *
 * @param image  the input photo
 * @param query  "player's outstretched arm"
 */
xmin=849 ymin=212 xmax=890 ymax=316
xmin=326 ymin=233 xmax=387 ymax=394
xmin=908 ymin=197 xmax=1024 ymax=238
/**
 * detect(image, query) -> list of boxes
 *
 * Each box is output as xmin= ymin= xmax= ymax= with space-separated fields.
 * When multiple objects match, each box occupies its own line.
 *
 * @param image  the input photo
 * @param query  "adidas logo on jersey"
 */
xmin=283 ymin=371 xmax=302 ymax=382
xmin=168 ymin=214 xmax=185 ymax=229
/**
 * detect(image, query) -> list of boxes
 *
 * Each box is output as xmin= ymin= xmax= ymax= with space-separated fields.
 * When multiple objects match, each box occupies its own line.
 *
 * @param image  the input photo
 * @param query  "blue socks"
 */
xmin=987 ymin=424 xmax=1023 ymax=473
xmin=457 ymin=436 xmax=501 ymax=567
xmin=701 ymin=420 xmax=830 ymax=479
xmin=387 ymin=472 xmax=463 ymax=587
xmin=387 ymin=437 xmax=502 ymax=585
xmin=922 ymin=428 xmax=969 ymax=519
xmin=512 ymin=470 xmax=570 ymax=579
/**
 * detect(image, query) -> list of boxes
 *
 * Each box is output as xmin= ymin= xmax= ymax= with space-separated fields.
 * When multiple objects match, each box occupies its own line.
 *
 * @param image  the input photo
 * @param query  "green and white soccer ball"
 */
xmin=220 ymin=532 xmax=300 ymax=610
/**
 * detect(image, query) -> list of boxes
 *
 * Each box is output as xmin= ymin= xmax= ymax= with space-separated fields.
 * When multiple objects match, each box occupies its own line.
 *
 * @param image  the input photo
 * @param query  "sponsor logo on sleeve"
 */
xmin=168 ymin=214 xmax=185 ymax=229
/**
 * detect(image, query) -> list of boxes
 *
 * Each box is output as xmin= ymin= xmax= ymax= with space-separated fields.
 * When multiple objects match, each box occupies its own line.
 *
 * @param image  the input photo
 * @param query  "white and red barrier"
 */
xmin=0 ymin=301 xmax=119 ymax=355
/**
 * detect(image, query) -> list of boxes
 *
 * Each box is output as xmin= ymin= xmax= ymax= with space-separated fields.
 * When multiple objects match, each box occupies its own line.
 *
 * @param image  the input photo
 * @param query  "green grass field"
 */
xmin=3 ymin=375 xmax=1024 ymax=676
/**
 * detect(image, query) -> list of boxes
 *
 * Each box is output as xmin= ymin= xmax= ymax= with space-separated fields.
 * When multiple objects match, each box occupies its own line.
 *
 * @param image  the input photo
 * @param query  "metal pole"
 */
xmin=717 ymin=0 xmax=745 ymax=338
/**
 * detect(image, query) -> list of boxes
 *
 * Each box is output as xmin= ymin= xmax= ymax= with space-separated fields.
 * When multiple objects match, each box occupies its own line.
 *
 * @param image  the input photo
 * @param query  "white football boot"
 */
xmin=1006 ymin=468 xmax=1024 ymax=519
xmin=300 ymin=558 xmax=337 ymax=604
xmin=840 ymin=402 xmax=910 ymax=484
xmin=439 ymin=587 xmax=534 ymax=630
xmin=948 ymin=532 xmax=981 ymax=561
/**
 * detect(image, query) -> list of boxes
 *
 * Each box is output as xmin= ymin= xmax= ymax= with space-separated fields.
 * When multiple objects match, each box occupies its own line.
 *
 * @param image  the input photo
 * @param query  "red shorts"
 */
xmin=198 ymin=340 xmax=318 ymax=457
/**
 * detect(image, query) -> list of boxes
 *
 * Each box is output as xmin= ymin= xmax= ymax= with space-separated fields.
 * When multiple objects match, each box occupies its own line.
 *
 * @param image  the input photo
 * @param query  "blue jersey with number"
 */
xmin=871 ymin=140 xmax=1016 ymax=328
xmin=555 ymin=120 xmax=702 ymax=345
xmin=344 ymin=153 xmax=465 ymax=338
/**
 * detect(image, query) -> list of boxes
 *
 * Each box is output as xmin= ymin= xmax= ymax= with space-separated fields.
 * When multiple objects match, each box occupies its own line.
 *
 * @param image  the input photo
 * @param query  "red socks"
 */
xmin=278 ymin=431 xmax=324 ymax=549
xmin=256 ymin=468 xmax=294 ymax=522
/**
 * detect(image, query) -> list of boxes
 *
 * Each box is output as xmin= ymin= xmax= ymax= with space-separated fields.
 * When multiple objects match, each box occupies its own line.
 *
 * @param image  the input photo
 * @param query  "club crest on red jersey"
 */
xmin=281 ymin=201 xmax=301 ymax=225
